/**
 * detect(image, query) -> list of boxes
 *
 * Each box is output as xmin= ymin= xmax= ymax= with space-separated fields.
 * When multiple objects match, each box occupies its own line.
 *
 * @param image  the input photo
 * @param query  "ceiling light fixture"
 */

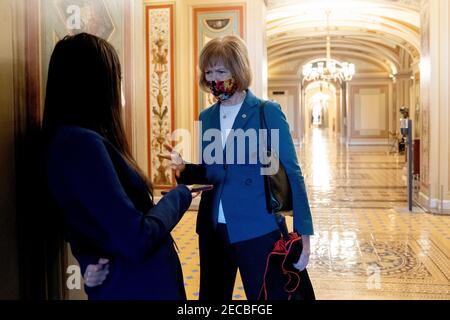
xmin=302 ymin=10 xmax=355 ymax=83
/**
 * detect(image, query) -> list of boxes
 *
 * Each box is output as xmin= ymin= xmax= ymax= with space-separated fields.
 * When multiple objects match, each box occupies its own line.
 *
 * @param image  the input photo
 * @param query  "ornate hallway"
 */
xmin=173 ymin=128 xmax=450 ymax=300
xmin=1 ymin=0 xmax=450 ymax=301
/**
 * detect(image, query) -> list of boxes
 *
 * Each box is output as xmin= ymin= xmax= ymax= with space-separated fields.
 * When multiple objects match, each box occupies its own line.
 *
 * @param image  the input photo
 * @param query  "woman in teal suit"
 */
xmin=162 ymin=35 xmax=313 ymax=300
xmin=86 ymin=35 xmax=314 ymax=300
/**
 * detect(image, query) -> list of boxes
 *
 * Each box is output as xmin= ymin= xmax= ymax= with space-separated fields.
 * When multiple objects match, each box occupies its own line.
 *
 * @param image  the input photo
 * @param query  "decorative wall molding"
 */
xmin=193 ymin=5 xmax=245 ymax=117
xmin=146 ymin=4 xmax=175 ymax=189
xmin=350 ymin=85 xmax=390 ymax=140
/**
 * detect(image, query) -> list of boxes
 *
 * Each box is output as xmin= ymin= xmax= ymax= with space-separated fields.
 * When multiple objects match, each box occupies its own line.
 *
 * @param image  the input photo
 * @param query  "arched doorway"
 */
xmin=302 ymin=80 xmax=339 ymax=139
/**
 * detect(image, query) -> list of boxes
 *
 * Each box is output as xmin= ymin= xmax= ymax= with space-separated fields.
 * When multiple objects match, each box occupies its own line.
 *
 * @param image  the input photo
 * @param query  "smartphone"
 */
xmin=161 ymin=184 xmax=213 ymax=195
xmin=190 ymin=184 xmax=214 ymax=193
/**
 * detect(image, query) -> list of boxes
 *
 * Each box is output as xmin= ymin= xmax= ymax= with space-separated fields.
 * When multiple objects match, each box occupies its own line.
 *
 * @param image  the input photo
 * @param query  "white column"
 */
xmin=419 ymin=0 xmax=450 ymax=213
xmin=246 ymin=0 xmax=267 ymax=99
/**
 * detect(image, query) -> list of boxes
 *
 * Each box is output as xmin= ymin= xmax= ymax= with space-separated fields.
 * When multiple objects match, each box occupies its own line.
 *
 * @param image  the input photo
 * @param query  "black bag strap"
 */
xmin=259 ymin=100 xmax=290 ymax=239
xmin=259 ymin=100 xmax=270 ymax=150
xmin=275 ymin=214 xmax=290 ymax=239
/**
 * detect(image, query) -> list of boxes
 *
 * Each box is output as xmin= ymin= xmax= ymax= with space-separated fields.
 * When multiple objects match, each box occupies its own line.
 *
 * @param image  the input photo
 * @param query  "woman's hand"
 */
xmin=83 ymin=258 xmax=110 ymax=287
xmin=293 ymin=235 xmax=310 ymax=271
xmin=158 ymin=144 xmax=186 ymax=178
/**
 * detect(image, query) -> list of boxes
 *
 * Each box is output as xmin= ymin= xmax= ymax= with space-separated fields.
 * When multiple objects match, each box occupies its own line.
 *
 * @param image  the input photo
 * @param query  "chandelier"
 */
xmin=302 ymin=10 xmax=355 ymax=83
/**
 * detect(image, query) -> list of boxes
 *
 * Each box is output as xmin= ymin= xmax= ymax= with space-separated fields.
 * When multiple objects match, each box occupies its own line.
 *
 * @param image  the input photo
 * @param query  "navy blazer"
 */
xmin=46 ymin=126 xmax=192 ymax=300
xmin=178 ymin=90 xmax=314 ymax=243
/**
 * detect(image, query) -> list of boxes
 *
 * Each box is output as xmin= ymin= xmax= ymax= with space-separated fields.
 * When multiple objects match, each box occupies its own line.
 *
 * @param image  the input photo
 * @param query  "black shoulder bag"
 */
xmin=259 ymin=100 xmax=316 ymax=301
xmin=259 ymin=100 xmax=293 ymax=220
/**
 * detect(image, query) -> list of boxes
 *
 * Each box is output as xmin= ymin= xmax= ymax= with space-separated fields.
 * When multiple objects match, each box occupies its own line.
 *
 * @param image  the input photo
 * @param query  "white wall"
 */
xmin=268 ymin=89 xmax=295 ymax=136
xmin=347 ymin=80 xmax=393 ymax=145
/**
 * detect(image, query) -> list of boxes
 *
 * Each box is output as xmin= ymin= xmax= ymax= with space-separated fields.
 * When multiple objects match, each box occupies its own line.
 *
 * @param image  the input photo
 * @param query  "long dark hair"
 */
xmin=42 ymin=33 xmax=153 ymax=195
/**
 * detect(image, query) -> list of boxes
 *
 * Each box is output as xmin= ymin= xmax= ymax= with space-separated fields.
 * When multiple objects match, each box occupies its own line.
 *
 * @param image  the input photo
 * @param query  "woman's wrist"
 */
xmin=301 ymin=234 xmax=311 ymax=253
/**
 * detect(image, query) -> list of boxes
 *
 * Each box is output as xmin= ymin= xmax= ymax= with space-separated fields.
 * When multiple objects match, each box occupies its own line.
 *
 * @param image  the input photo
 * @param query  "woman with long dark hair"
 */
xmin=42 ymin=33 xmax=193 ymax=300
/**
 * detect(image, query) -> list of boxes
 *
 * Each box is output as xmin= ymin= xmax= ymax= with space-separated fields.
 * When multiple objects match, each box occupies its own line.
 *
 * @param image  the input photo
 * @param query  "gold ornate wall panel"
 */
xmin=146 ymin=4 xmax=175 ymax=189
xmin=350 ymin=86 xmax=389 ymax=139
xmin=420 ymin=0 xmax=430 ymax=191
xmin=193 ymin=5 xmax=245 ymax=117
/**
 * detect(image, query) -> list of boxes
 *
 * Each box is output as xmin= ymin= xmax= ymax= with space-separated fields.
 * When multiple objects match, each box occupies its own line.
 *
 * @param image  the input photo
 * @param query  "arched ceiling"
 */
xmin=266 ymin=0 xmax=421 ymax=77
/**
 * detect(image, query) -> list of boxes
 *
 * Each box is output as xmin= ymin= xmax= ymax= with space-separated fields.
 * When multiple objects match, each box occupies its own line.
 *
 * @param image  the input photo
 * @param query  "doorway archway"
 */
xmin=302 ymin=80 xmax=339 ymax=138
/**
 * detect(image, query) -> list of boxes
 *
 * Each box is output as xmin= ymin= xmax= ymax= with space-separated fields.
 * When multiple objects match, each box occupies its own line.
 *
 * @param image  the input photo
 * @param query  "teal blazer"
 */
xmin=178 ymin=90 xmax=313 ymax=243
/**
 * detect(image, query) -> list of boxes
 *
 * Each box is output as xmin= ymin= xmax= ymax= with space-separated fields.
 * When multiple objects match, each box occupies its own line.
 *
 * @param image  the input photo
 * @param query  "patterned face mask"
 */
xmin=208 ymin=77 xmax=237 ymax=102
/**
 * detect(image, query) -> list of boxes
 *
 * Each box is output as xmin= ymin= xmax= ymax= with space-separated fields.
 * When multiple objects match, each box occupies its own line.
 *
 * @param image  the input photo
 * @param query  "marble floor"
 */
xmin=172 ymin=128 xmax=450 ymax=300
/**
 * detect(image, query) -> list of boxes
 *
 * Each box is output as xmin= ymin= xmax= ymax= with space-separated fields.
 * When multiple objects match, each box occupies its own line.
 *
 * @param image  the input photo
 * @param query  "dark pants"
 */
xmin=198 ymin=223 xmax=288 ymax=301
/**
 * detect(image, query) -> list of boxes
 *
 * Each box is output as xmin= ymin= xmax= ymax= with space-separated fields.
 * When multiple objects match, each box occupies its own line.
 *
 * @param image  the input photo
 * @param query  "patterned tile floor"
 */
xmin=172 ymin=128 xmax=450 ymax=300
